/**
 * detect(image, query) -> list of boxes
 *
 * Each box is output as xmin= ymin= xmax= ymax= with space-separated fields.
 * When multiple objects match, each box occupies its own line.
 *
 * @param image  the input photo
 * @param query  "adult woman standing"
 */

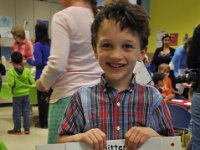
xmin=150 ymin=34 xmax=175 ymax=73
xmin=36 ymin=0 xmax=102 ymax=144
xmin=187 ymin=24 xmax=200 ymax=150
xmin=27 ymin=23 xmax=51 ymax=129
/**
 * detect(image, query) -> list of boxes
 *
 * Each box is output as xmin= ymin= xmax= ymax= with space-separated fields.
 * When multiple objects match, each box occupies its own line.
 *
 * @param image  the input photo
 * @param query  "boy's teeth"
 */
xmin=110 ymin=64 xmax=124 ymax=68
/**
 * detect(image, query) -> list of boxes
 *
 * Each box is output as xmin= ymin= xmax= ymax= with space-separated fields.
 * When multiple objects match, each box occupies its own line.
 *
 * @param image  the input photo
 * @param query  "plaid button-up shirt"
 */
xmin=59 ymin=74 xmax=174 ymax=139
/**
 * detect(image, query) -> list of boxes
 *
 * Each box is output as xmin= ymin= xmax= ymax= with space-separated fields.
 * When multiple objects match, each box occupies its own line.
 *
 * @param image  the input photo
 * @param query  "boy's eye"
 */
xmin=122 ymin=44 xmax=134 ymax=50
xmin=101 ymin=43 xmax=112 ymax=49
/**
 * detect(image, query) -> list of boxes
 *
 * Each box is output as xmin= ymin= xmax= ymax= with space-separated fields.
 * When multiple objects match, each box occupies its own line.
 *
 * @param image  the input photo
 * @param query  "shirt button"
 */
xmin=116 ymin=126 xmax=120 ymax=131
xmin=117 ymin=102 xmax=120 ymax=107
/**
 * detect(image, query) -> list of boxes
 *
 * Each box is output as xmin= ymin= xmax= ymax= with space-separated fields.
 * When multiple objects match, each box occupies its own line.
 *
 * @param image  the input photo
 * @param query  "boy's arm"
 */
xmin=151 ymin=91 xmax=174 ymax=136
xmin=28 ymin=70 xmax=35 ymax=85
xmin=58 ymin=129 xmax=106 ymax=150
xmin=58 ymin=92 xmax=106 ymax=149
xmin=163 ymin=94 xmax=174 ymax=101
xmin=125 ymin=89 xmax=174 ymax=150
xmin=7 ymin=70 xmax=15 ymax=88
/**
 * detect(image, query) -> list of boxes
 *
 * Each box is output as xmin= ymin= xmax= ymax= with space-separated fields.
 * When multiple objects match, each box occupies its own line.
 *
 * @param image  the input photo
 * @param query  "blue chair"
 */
xmin=167 ymin=104 xmax=191 ymax=147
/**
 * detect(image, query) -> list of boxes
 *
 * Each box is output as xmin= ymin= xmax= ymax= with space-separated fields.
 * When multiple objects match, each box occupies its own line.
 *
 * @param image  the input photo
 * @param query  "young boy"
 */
xmin=158 ymin=63 xmax=181 ymax=101
xmin=152 ymin=72 xmax=165 ymax=93
xmin=7 ymin=51 xmax=35 ymax=135
xmin=58 ymin=2 xmax=174 ymax=150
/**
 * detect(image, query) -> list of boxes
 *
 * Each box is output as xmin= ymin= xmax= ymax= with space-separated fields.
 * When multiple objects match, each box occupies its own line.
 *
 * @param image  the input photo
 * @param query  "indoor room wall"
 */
xmin=149 ymin=0 xmax=200 ymax=53
xmin=0 ymin=0 xmax=63 ymax=59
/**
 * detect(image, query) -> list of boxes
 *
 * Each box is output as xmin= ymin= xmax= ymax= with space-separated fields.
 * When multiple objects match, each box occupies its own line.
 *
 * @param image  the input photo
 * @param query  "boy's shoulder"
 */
xmin=77 ymin=82 xmax=100 ymax=92
xmin=7 ymin=67 xmax=15 ymax=74
xmin=76 ymin=80 xmax=159 ymax=95
xmin=23 ymin=67 xmax=32 ymax=76
xmin=136 ymin=82 xmax=157 ymax=91
xmin=136 ymin=82 xmax=164 ymax=105
xmin=7 ymin=67 xmax=31 ymax=75
xmin=135 ymin=81 xmax=162 ymax=97
xmin=23 ymin=67 xmax=31 ymax=71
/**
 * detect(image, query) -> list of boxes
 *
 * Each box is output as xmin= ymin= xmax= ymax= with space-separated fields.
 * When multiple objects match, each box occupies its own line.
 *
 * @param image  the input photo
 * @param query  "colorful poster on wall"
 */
xmin=156 ymin=30 xmax=166 ymax=48
xmin=170 ymin=33 xmax=178 ymax=46
xmin=0 ymin=16 xmax=13 ymax=38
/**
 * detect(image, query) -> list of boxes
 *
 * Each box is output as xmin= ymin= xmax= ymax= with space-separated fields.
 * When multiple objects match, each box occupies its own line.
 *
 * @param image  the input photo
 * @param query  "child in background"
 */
xmin=11 ymin=26 xmax=33 ymax=61
xmin=58 ymin=2 xmax=174 ymax=150
xmin=152 ymin=72 xmax=165 ymax=93
xmin=158 ymin=63 xmax=180 ymax=101
xmin=7 ymin=52 xmax=35 ymax=135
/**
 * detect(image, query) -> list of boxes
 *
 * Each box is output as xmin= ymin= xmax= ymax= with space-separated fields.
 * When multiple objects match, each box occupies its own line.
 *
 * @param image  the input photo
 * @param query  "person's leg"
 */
xmin=8 ymin=97 xmax=23 ymax=134
xmin=13 ymin=97 xmax=22 ymax=131
xmin=22 ymin=95 xmax=30 ymax=132
xmin=47 ymin=97 xmax=71 ymax=144
xmin=42 ymin=92 xmax=49 ymax=128
xmin=191 ymin=92 xmax=200 ymax=150
xmin=37 ymin=90 xmax=49 ymax=128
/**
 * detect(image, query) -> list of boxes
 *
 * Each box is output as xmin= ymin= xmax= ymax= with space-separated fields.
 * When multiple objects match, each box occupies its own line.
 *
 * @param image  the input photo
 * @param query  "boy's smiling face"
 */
xmin=93 ymin=19 xmax=142 ymax=89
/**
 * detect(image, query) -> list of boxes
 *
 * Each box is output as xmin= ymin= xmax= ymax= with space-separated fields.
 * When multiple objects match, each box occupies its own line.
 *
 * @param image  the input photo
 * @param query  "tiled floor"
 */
xmin=0 ymin=106 xmax=48 ymax=150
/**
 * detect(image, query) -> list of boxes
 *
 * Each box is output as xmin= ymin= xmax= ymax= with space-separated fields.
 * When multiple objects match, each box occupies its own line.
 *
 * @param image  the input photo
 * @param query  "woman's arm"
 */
xmin=37 ymin=12 xmax=71 ymax=89
xmin=27 ymin=43 xmax=42 ymax=66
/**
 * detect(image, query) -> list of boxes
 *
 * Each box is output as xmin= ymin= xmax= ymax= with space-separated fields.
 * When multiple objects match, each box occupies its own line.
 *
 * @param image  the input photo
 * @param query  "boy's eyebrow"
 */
xmin=99 ymin=38 xmax=137 ymax=43
xmin=123 ymin=39 xmax=137 ymax=43
xmin=98 ymin=38 xmax=112 ymax=42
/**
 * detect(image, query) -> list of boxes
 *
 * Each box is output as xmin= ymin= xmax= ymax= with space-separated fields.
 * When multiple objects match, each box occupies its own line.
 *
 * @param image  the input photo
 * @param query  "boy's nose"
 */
xmin=110 ymin=49 xmax=122 ymax=59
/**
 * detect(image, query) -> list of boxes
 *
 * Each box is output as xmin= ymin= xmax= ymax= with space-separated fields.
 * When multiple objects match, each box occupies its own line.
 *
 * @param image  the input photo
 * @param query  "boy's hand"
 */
xmin=80 ymin=128 xmax=106 ymax=150
xmin=125 ymin=127 xmax=160 ymax=150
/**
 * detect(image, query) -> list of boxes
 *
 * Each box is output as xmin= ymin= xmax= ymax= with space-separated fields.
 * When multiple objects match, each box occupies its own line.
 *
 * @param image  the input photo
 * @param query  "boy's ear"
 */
xmin=92 ymin=46 xmax=98 ymax=59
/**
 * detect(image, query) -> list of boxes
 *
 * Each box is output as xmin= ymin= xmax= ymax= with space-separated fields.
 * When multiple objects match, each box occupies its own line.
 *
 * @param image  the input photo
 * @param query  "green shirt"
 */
xmin=7 ymin=67 xmax=35 ymax=97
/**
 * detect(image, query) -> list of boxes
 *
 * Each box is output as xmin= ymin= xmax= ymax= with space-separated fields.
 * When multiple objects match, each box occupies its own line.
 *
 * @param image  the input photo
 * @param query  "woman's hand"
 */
xmin=36 ymin=79 xmax=47 ymax=92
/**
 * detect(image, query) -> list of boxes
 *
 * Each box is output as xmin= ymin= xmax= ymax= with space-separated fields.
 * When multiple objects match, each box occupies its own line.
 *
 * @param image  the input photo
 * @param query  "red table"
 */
xmin=166 ymin=99 xmax=191 ymax=110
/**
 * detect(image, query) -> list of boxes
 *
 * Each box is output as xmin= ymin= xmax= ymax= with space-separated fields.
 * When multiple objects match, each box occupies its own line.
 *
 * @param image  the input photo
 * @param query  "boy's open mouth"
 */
xmin=107 ymin=63 xmax=125 ymax=68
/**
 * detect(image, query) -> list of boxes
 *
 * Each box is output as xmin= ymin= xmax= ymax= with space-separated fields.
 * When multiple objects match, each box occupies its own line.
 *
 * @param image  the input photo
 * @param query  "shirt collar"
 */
xmin=100 ymin=73 xmax=135 ymax=92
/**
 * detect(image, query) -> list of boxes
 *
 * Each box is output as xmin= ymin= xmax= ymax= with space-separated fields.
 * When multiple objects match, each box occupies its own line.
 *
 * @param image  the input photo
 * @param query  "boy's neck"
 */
xmin=106 ymin=76 xmax=133 ymax=92
xmin=13 ymin=63 xmax=23 ymax=68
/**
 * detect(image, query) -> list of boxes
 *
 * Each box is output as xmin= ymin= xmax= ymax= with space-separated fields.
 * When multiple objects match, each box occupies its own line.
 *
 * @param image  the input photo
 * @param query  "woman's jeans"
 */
xmin=191 ymin=92 xmax=200 ymax=150
xmin=13 ymin=95 xmax=30 ymax=131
